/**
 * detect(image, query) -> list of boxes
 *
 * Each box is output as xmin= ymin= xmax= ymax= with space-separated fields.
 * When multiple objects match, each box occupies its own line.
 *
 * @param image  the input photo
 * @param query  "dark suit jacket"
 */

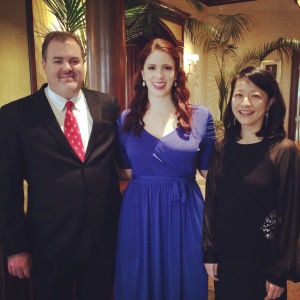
xmin=0 ymin=84 xmax=121 ymax=263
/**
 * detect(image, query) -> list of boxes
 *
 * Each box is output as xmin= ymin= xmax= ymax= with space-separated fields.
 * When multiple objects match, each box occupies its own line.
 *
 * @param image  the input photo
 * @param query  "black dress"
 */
xmin=203 ymin=138 xmax=300 ymax=300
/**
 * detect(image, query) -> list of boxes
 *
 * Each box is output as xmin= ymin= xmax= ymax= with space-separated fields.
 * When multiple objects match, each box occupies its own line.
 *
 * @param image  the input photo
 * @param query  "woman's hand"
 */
xmin=265 ymin=281 xmax=285 ymax=299
xmin=204 ymin=263 xmax=219 ymax=281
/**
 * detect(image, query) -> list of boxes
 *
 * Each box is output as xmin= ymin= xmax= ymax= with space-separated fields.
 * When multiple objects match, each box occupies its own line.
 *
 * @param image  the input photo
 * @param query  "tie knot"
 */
xmin=65 ymin=100 xmax=73 ymax=110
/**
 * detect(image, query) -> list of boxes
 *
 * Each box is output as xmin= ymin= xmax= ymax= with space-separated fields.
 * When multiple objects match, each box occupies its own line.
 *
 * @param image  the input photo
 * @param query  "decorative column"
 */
xmin=86 ymin=0 xmax=126 ymax=110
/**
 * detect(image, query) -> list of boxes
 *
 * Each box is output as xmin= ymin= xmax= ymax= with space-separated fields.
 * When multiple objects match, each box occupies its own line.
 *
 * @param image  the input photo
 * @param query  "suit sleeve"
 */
xmin=0 ymin=105 xmax=29 ymax=256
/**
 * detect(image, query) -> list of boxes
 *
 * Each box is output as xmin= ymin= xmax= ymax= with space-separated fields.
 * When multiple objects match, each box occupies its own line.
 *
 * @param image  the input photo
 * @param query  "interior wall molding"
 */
xmin=200 ymin=0 xmax=256 ymax=6
xmin=288 ymin=50 xmax=300 ymax=140
xmin=25 ymin=0 xmax=37 ymax=93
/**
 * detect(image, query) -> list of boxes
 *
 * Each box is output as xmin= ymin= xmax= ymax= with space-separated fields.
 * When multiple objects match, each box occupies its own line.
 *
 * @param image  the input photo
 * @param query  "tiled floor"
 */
xmin=287 ymin=281 xmax=300 ymax=299
xmin=207 ymin=281 xmax=300 ymax=300
xmin=208 ymin=288 xmax=215 ymax=300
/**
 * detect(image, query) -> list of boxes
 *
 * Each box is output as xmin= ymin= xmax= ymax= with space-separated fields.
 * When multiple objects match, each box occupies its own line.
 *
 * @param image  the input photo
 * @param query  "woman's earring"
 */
xmin=174 ymin=80 xmax=177 ymax=87
xmin=265 ymin=110 xmax=269 ymax=127
xmin=142 ymin=80 xmax=146 ymax=87
xmin=234 ymin=117 xmax=237 ymax=126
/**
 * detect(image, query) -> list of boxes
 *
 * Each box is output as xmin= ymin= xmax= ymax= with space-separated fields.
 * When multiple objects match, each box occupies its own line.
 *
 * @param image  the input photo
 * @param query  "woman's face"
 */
xmin=231 ymin=78 xmax=272 ymax=131
xmin=141 ymin=50 xmax=176 ymax=100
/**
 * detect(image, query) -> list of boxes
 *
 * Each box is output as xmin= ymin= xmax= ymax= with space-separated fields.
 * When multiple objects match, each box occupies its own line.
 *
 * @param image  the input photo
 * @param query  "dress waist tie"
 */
xmin=132 ymin=175 xmax=195 ymax=203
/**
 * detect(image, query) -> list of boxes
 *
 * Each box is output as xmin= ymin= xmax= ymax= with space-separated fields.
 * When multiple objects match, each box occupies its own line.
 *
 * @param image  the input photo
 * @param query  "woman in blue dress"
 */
xmin=114 ymin=38 xmax=216 ymax=300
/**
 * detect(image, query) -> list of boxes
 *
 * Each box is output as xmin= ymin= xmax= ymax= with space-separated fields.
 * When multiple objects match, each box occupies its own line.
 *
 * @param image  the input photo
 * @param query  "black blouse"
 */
xmin=203 ymin=137 xmax=300 ymax=285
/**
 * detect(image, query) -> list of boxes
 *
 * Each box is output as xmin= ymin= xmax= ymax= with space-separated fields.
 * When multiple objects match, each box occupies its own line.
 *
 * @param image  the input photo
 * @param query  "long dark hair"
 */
xmin=223 ymin=66 xmax=286 ymax=143
xmin=123 ymin=38 xmax=191 ymax=135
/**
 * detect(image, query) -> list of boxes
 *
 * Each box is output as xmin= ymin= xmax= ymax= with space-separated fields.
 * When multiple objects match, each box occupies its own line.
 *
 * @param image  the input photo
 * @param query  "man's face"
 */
xmin=42 ymin=39 xmax=85 ymax=99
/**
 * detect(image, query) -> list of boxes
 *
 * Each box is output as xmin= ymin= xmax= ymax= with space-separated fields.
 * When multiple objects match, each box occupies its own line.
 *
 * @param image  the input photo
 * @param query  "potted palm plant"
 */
xmin=185 ymin=13 xmax=300 ymax=120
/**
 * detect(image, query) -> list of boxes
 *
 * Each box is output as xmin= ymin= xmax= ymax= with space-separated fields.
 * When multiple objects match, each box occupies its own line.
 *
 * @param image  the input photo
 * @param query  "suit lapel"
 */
xmin=83 ymin=89 xmax=103 ymax=160
xmin=32 ymin=86 xmax=105 ymax=162
xmin=32 ymin=85 xmax=81 ymax=160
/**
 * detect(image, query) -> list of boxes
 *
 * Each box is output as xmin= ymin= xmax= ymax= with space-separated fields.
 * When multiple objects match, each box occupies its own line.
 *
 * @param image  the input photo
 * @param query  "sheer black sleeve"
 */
xmin=202 ymin=137 xmax=223 ymax=263
xmin=267 ymin=139 xmax=300 ymax=284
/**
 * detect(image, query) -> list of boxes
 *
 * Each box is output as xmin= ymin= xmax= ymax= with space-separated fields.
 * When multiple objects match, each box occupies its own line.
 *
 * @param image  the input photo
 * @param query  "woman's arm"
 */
xmin=267 ymin=139 xmax=300 ymax=284
xmin=119 ymin=168 xmax=132 ymax=181
xmin=115 ymin=163 xmax=132 ymax=181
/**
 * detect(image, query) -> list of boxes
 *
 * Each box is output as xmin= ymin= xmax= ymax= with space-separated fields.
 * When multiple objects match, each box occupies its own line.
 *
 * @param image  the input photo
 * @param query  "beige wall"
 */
xmin=0 ymin=0 xmax=31 ymax=106
xmin=0 ymin=0 xmax=66 ymax=107
xmin=164 ymin=0 xmax=300 ymax=129
xmin=32 ymin=0 xmax=57 ymax=89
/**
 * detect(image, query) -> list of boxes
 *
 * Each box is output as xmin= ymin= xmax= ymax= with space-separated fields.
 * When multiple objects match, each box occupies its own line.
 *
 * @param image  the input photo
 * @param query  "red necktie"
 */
xmin=64 ymin=101 xmax=85 ymax=161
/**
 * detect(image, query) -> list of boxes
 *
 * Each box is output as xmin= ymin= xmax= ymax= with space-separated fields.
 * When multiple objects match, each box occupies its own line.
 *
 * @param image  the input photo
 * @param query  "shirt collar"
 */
xmin=45 ymin=86 xmax=84 ymax=112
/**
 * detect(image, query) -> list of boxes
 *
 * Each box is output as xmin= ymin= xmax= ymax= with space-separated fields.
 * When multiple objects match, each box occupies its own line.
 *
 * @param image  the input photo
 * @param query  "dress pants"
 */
xmin=31 ymin=248 xmax=115 ymax=300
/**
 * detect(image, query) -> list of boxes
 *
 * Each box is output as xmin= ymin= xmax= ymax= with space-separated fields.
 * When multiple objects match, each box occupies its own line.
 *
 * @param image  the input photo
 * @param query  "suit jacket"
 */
xmin=0 ymin=84 xmax=121 ymax=263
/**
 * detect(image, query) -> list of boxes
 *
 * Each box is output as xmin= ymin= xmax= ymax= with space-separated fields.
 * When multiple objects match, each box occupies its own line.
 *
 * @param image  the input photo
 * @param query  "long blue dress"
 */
xmin=115 ymin=105 xmax=216 ymax=300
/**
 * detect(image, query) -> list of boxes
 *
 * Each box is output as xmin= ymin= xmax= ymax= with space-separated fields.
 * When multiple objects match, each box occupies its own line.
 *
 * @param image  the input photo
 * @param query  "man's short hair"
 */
xmin=42 ymin=31 xmax=85 ymax=60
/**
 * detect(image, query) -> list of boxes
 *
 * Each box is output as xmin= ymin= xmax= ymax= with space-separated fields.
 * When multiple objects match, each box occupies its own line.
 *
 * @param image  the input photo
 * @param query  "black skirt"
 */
xmin=214 ymin=258 xmax=287 ymax=300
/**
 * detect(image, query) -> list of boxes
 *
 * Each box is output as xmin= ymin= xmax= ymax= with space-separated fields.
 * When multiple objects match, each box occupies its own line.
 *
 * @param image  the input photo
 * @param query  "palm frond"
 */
xmin=42 ymin=0 xmax=86 ymax=33
xmin=64 ymin=0 xmax=86 ymax=32
xmin=184 ymin=0 xmax=205 ymax=12
xmin=232 ymin=37 xmax=300 ymax=75
xmin=212 ymin=14 xmax=253 ymax=44
xmin=185 ymin=18 xmax=218 ymax=49
xmin=185 ymin=13 xmax=253 ymax=54
xmin=208 ymin=42 xmax=238 ymax=58
xmin=126 ymin=3 xmax=190 ymax=42
xmin=125 ymin=4 xmax=164 ymax=41
xmin=125 ymin=5 xmax=149 ymax=19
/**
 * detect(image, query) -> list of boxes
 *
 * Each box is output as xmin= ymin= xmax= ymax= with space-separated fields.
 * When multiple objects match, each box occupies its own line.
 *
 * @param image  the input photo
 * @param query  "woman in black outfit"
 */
xmin=203 ymin=66 xmax=300 ymax=300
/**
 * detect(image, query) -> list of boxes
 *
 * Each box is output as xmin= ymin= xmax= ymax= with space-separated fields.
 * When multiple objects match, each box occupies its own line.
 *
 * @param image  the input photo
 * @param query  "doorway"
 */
xmin=288 ymin=51 xmax=300 ymax=146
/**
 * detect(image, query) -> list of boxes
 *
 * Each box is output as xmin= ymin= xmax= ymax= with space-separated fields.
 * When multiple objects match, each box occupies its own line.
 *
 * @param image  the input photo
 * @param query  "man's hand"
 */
xmin=7 ymin=252 xmax=32 ymax=279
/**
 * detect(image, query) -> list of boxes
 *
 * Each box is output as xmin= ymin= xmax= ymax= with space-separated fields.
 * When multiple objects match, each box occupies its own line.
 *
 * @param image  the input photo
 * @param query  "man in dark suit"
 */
xmin=0 ymin=31 xmax=121 ymax=300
